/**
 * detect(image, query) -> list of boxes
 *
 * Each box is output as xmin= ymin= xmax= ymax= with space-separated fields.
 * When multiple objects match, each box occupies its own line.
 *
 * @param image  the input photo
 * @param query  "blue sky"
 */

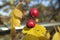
xmin=28 ymin=0 xmax=50 ymax=7
xmin=0 ymin=0 xmax=57 ymax=16
xmin=0 ymin=0 xmax=50 ymax=6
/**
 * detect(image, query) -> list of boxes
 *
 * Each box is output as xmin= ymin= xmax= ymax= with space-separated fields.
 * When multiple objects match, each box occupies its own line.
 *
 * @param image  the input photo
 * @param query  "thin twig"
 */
xmin=16 ymin=2 xmax=23 ymax=8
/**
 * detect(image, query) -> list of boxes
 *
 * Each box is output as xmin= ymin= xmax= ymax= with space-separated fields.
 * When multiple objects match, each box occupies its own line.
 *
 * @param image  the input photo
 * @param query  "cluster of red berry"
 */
xmin=26 ymin=8 xmax=38 ymax=28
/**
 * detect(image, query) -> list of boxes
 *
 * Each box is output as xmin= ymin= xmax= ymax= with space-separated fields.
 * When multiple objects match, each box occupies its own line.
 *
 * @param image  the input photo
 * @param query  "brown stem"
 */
xmin=53 ymin=26 xmax=59 ymax=32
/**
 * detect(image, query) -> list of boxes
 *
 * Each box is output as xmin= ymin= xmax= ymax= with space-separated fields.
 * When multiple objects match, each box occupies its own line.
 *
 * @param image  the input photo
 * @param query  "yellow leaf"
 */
xmin=10 ymin=16 xmax=16 ymax=40
xmin=10 ymin=0 xmax=14 ymax=4
xmin=8 ymin=8 xmax=22 ymax=27
xmin=23 ymin=11 xmax=26 ymax=15
xmin=23 ymin=34 xmax=39 ymax=40
xmin=52 ymin=32 xmax=60 ymax=40
xmin=22 ymin=24 xmax=46 ymax=37
xmin=9 ymin=8 xmax=23 ymax=19
xmin=13 ymin=18 xmax=21 ymax=27
xmin=35 ymin=18 xmax=39 ymax=22
xmin=9 ymin=7 xmax=22 ymax=40
xmin=13 ymin=8 xmax=23 ymax=19
xmin=9 ymin=16 xmax=20 ymax=27
xmin=46 ymin=31 xmax=51 ymax=39
xmin=22 ymin=24 xmax=48 ymax=40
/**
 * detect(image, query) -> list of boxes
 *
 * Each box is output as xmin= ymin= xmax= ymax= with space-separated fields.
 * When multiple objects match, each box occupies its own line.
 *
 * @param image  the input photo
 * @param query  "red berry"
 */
xmin=26 ymin=19 xmax=35 ymax=28
xmin=30 ymin=8 xmax=38 ymax=18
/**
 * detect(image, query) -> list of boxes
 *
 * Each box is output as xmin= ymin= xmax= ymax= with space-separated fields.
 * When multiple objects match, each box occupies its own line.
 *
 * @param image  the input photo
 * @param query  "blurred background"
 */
xmin=0 ymin=0 xmax=60 ymax=25
xmin=0 ymin=0 xmax=60 ymax=40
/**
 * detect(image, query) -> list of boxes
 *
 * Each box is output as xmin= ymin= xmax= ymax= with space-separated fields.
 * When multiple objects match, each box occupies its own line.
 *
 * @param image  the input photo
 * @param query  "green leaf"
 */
xmin=3 ymin=8 xmax=9 ymax=12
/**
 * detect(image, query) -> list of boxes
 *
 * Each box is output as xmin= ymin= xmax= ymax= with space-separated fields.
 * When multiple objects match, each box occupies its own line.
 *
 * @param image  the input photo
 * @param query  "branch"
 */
xmin=0 ymin=2 xmax=10 ymax=8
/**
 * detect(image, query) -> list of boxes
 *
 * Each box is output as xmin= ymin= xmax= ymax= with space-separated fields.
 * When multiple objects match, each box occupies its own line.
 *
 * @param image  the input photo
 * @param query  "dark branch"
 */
xmin=0 ymin=2 xmax=10 ymax=8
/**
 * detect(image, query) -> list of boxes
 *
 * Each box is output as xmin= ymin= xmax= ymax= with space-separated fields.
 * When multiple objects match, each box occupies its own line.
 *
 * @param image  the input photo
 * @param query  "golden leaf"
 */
xmin=10 ymin=16 xmax=16 ymax=40
xmin=22 ymin=24 xmax=48 ymax=40
xmin=23 ymin=34 xmax=39 ymax=40
xmin=46 ymin=31 xmax=51 ymax=39
xmin=10 ymin=0 xmax=14 ymax=4
xmin=52 ymin=26 xmax=60 ymax=40
xmin=52 ymin=32 xmax=60 ymax=40
xmin=22 ymin=24 xmax=46 ymax=37
xmin=13 ymin=8 xmax=23 ymax=19
xmin=8 ymin=8 xmax=22 ymax=27
xmin=35 ymin=18 xmax=39 ymax=22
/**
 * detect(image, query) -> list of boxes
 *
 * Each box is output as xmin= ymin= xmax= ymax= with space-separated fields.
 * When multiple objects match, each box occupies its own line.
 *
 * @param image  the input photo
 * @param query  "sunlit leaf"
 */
xmin=10 ymin=0 xmax=14 ymax=4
